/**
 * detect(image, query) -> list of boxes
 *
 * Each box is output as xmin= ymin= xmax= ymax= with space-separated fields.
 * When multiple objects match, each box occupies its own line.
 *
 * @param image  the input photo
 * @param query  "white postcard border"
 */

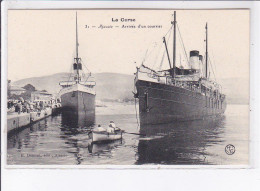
xmin=1 ymin=0 xmax=259 ymax=170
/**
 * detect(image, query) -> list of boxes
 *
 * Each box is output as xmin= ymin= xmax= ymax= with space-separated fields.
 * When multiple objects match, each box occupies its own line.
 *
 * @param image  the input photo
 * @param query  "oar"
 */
xmin=124 ymin=132 xmax=146 ymax=136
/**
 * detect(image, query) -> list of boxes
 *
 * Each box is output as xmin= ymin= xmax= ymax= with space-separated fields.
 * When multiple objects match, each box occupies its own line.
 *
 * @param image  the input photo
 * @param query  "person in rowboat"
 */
xmin=94 ymin=124 xmax=106 ymax=132
xmin=109 ymin=121 xmax=116 ymax=128
xmin=107 ymin=121 xmax=120 ymax=133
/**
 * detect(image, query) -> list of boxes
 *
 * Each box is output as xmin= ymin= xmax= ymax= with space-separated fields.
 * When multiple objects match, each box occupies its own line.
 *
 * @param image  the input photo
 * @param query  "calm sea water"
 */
xmin=7 ymin=104 xmax=249 ymax=165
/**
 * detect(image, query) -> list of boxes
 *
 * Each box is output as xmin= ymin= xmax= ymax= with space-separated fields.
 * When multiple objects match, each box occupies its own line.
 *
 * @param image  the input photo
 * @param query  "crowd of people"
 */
xmin=7 ymin=98 xmax=61 ymax=114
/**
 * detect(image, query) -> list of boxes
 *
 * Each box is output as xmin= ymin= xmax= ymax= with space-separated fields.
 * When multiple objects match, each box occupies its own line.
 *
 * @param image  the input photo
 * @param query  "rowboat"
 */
xmin=90 ymin=130 xmax=123 ymax=143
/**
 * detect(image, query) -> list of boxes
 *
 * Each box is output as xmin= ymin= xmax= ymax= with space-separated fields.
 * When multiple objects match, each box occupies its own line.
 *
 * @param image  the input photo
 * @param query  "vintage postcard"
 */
xmin=4 ymin=9 xmax=249 ymax=166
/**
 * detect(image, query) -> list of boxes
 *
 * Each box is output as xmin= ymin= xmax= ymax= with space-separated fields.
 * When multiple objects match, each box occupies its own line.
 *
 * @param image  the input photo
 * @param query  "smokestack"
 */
xmin=190 ymin=50 xmax=199 ymax=57
xmin=189 ymin=50 xmax=200 ymax=70
xmin=73 ymin=60 xmax=82 ymax=77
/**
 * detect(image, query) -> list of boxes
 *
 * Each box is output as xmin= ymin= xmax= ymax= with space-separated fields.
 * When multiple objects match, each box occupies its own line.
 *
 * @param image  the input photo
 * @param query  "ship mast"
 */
xmin=163 ymin=37 xmax=172 ymax=69
xmin=75 ymin=12 xmax=80 ymax=82
xmin=205 ymin=23 xmax=208 ymax=79
xmin=172 ymin=11 xmax=176 ymax=78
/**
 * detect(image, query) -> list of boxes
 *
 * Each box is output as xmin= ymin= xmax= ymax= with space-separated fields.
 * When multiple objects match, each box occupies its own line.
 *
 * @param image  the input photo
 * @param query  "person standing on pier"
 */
xmin=24 ymin=101 xmax=30 ymax=113
xmin=17 ymin=101 xmax=22 ymax=114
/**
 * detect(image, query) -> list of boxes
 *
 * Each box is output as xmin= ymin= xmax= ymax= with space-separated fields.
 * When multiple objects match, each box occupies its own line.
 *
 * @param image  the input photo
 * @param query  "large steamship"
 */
xmin=59 ymin=13 xmax=96 ymax=122
xmin=134 ymin=11 xmax=227 ymax=125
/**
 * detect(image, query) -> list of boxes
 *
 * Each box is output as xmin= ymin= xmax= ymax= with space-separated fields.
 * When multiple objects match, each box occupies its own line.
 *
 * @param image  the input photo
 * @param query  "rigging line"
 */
xmin=81 ymin=60 xmax=93 ymax=83
xmin=142 ymin=38 xmax=161 ymax=65
xmin=177 ymin=32 xmax=185 ymax=67
xmin=141 ymin=48 xmax=149 ymax=65
xmin=81 ymin=59 xmax=90 ymax=73
xmin=164 ymin=25 xmax=174 ymax=38
xmin=81 ymin=72 xmax=86 ymax=82
xmin=159 ymin=28 xmax=172 ymax=71
xmin=208 ymin=56 xmax=215 ymax=81
xmin=177 ymin=23 xmax=189 ymax=66
xmin=144 ymin=41 xmax=160 ymax=65
xmin=209 ymin=56 xmax=217 ymax=82
xmin=210 ymin=49 xmax=217 ymax=75
xmin=210 ymin=58 xmax=216 ymax=82
xmin=159 ymin=48 xmax=167 ymax=71
xmin=143 ymin=25 xmax=173 ymax=68
xmin=80 ymin=58 xmax=88 ymax=71
xmin=78 ymin=59 xmax=92 ymax=84
xmin=178 ymin=32 xmax=189 ymax=68
xmin=151 ymin=39 xmax=164 ymax=70
xmin=83 ymin=72 xmax=91 ymax=84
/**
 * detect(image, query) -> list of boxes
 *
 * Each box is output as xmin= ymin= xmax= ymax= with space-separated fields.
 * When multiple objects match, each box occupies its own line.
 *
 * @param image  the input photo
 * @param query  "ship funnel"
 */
xmin=73 ymin=58 xmax=83 ymax=81
xmin=189 ymin=50 xmax=200 ymax=70
xmin=73 ymin=63 xmax=82 ymax=70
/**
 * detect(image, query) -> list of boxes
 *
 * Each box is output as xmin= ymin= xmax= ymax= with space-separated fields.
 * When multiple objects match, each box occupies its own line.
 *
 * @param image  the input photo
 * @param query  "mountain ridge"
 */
xmin=12 ymin=72 xmax=249 ymax=104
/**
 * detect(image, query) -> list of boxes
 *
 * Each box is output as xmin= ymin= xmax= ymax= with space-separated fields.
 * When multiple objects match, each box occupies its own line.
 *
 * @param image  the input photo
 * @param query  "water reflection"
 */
xmin=88 ymin=140 xmax=124 ymax=155
xmin=136 ymin=116 xmax=226 ymax=165
xmin=59 ymin=113 xmax=92 ymax=164
xmin=7 ymin=118 xmax=49 ymax=150
xmin=7 ymin=108 xmax=236 ymax=165
xmin=7 ymin=112 xmax=128 ymax=165
xmin=59 ymin=112 xmax=124 ymax=164
xmin=61 ymin=111 xmax=95 ymax=128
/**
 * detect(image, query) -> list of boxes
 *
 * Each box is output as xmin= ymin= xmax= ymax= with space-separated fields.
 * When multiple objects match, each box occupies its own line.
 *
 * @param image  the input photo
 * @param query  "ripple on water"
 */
xmin=7 ymin=104 xmax=249 ymax=165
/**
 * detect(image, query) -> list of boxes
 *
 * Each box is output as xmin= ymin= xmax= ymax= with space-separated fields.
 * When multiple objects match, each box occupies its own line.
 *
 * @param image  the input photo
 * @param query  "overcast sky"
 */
xmin=8 ymin=9 xmax=249 ymax=81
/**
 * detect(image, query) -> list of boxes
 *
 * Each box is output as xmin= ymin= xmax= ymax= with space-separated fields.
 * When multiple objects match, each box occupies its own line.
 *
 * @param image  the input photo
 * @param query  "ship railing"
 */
xmin=147 ymin=72 xmax=160 ymax=80
xmin=139 ymin=68 xmax=218 ymax=96
xmin=167 ymin=77 xmax=184 ymax=87
xmin=59 ymin=80 xmax=96 ymax=88
xmin=137 ymin=69 xmax=166 ymax=83
xmin=166 ymin=76 xmax=203 ymax=94
xmin=59 ymin=81 xmax=76 ymax=87
xmin=79 ymin=81 xmax=96 ymax=87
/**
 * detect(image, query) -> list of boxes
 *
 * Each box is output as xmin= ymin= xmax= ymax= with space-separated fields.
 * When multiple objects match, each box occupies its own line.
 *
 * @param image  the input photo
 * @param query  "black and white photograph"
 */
xmin=5 ymin=9 xmax=249 ymax=166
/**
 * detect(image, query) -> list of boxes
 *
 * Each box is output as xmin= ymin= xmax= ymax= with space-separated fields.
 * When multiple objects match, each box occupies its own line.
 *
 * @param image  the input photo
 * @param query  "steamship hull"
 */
xmin=136 ymin=80 xmax=227 ymax=125
xmin=60 ymin=84 xmax=95 ymax=125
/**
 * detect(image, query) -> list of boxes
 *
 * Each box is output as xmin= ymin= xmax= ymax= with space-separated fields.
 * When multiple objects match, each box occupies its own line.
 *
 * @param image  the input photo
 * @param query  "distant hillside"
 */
xmin=13 ymin=72 xmax=135 ymax=101
xmin=13 ymin=73 xmax=249 ymax=104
